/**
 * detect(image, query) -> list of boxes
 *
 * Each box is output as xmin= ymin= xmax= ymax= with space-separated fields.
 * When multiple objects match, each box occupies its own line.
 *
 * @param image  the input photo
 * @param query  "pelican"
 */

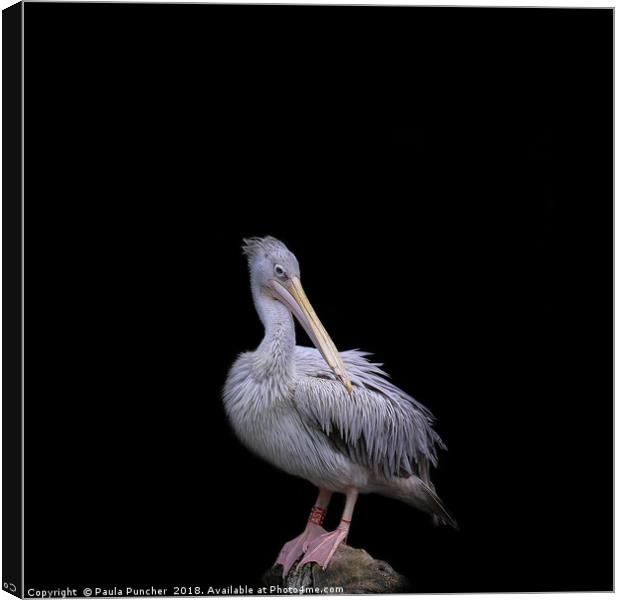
xmin=223 ymin=236 xmax=456 ymax=575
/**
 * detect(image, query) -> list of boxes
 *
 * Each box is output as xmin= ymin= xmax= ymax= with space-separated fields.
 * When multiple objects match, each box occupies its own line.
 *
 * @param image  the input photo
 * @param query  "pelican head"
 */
xmin=242 ymin=236 xmax=352 ymax=393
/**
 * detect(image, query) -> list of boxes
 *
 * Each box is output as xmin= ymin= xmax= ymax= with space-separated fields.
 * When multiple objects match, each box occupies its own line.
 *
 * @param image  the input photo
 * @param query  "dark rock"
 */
xmin=262 ymin=543 xmax=411 ymax=594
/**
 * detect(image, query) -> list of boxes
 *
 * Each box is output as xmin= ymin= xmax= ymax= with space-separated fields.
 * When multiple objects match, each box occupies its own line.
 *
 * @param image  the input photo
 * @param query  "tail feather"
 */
xmin=421 ymin=481 xmax=458 ymax=529
xmin=378 ymin=475 xmax=458 ymax=530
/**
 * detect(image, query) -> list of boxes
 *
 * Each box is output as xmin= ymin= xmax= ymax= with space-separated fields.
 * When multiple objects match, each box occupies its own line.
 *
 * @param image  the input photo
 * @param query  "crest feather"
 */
xmin=242 ymin=236 xmax=287 ymax=260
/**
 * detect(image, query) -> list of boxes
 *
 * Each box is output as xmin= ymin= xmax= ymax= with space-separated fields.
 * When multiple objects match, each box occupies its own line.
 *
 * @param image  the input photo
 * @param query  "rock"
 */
xmin=263 ymin=543 xmax=411 ymax=594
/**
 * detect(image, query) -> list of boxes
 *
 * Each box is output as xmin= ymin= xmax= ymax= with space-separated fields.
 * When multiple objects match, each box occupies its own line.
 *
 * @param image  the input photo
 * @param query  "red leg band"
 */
xmin=308 ymin=505 xmax=327 ymax=526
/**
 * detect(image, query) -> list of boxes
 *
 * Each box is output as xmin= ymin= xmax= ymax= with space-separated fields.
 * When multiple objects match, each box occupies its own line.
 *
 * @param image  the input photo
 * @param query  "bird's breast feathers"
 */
xmin=222 ymin=350 xmax=367 ymax=487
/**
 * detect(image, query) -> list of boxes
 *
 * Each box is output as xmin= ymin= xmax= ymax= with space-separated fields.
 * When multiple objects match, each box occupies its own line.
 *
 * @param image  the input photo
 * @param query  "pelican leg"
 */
xmin=299 ymin=487 xmax=358 ymax=571
xmin=275 ymin=488 xmax=332 ymax=576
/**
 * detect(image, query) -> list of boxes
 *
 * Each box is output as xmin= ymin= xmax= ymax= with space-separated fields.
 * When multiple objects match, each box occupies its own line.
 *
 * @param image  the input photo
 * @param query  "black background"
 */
xmin=23 ymin=3 xmax=612 ymax=594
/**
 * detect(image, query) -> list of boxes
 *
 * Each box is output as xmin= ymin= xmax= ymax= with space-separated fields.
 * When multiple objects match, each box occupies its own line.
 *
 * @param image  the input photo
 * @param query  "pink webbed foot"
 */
xmin=275 ymin=522 xmax=327 ymax=576
xmin=298 ymin=526 xmax=348 ymax=571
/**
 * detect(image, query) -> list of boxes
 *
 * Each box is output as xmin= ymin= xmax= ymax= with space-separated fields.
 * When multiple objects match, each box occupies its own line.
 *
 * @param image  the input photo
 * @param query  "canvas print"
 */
xmin=3 ymin=2 xmax=613 ymax=597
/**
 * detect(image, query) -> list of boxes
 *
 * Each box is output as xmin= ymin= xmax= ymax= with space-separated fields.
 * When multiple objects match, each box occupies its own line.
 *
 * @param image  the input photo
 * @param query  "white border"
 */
xmin=0 ymin=2 xmax=614 ymax=600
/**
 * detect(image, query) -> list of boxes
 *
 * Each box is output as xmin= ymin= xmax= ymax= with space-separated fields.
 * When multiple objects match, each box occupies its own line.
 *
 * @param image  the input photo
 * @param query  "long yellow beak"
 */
xmin=269 ymin=276 xmax=353 ymax=394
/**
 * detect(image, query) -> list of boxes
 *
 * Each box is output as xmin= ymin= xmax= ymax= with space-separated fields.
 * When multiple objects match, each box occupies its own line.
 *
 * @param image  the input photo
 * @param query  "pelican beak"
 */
xmin=269 ymin=277 xmax=353 ymax=394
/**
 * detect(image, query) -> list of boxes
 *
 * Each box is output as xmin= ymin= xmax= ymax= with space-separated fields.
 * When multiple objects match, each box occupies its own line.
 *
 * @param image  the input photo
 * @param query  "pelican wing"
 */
xmin=294 ymin=347 xmax=446 ymax=479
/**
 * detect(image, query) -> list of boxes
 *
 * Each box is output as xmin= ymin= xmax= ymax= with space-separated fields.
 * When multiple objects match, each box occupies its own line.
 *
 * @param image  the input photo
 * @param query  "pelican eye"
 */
xmin=274 ymin=264 xmax=286 ymax=278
